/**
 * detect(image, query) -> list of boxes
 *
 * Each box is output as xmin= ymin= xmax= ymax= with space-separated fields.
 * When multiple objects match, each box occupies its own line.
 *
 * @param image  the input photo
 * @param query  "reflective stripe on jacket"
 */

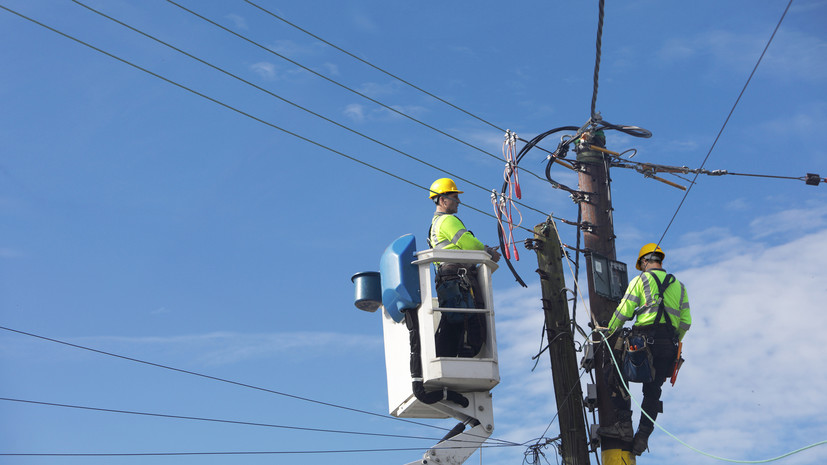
xmin=429 ymin=213 xmax=485 ymax=251
xmin=608 ymin=269 xmax=692 ymax=341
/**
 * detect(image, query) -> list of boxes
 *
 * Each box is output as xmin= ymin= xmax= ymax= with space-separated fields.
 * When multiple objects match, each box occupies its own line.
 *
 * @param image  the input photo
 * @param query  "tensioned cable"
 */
xmin=243 ymin=0 xmax=567 ymax=166
xmin=0 ymin=397 xmax=470 ymax=443
xmin=657 ymin=0 xmax=794 ymax=245
xmin=165 ymin=0 xmax=549 ymax=184
xmin=0 ymin=443 xmax=520 ymax=458
xmin=0 ymin=326 xmax=521 ymax=447
xmin=0 ymin=3 xmax=545 ymax=238
xmin=70 ymin=0 xmax=556 ymax=222
xmin=243 ymin=0 xmax=506 ymax=134
xmin=590 ymin=0 xmax=605 ymax=119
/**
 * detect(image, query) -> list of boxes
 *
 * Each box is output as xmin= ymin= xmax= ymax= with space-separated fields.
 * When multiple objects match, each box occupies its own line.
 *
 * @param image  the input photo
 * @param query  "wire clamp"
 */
xmin=806 ymin=173 xmax=823 ymax=186
xmin=570 ymin=192 xmax=590 ymax=204
xmin=579 ymin=221 xmax=595 ymax=233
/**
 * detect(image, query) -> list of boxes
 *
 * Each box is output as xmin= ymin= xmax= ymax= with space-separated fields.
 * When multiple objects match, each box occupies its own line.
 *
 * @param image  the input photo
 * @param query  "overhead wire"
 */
xmin=69 ymin=0 xmax=557 ymax=223
xmin=242 ymin=0 xmax=506 ymax=134
xmin=0 ymin=3 xmax=554 ymax=240
xmin=0 ymin=326 xmax=522 ymax=447
xmin=0 ymin=443 xmax=521 ymax=458
xmin=590 ymin=0 xmax=605 ymax=119
xmin=0 ymin=397 xmax=471 ymax=443
xmin=657 ymin=0 xmax=795 ymax=245
xmin=241 ymin=0 xmax=572 ymax=170
xmin=164 ymin=0 xmax=550 ymax=184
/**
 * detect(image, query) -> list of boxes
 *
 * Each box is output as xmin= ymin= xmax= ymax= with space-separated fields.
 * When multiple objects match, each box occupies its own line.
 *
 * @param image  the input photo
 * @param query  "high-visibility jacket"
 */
xmin=428 ymin=213 xmax=485 ymax=252
xmin=608 ymin=269 xmax=692 ymax=341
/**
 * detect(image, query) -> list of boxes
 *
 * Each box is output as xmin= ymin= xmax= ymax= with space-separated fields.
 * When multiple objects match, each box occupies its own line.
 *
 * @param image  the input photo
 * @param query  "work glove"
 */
xmin=484 ymin=245 xmax=501 ymax=263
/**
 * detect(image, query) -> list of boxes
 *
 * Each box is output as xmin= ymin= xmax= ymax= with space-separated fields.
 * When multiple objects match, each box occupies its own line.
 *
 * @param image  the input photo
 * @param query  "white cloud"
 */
xmin=344 ymin=103 xmax=365 ymax=122
xmin=658 ymin=29 xmax=827 ymax=83
xmin=250 ymin=61 xmax=277 ymax=80
xmin=749 ymin=202 xmax=827 ymax=238
xmin=225 ymin=13 xmax=247 ymax=30
xmin=70 ymin=331 xmax=382 ymax=366
xmin=486 ymin=219 xmax=827 ymax=464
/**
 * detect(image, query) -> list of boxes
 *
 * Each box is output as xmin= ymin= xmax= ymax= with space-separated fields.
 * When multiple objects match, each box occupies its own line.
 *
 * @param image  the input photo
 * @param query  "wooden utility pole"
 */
xmin=575 ymin=133 xmax=634 ymax=462
xmin=533 ymin=221 xmax=590 ymax=465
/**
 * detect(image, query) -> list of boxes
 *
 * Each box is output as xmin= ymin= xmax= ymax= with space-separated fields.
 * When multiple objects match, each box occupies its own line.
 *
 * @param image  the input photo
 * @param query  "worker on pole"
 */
xmin=600 ymin=243 xmax=692 ymax=456
xmin=427 ymin=178 xmax=500 ymax=357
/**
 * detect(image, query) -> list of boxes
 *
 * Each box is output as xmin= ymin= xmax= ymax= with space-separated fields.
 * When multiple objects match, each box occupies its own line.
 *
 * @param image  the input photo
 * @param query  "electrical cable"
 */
xmin=0 ymin=3 xmax=551 ymax=239
xmin=164 ymin=0 xmax=549 ymax=184
xmin=69 ymin=0 xmax=557 ymax=224
xmin=657 ymin=0 xmax=794 ymax=245
xmin=590 ymin=0 xmax=605 ymax=119
xmin=243 ymin=0 xmax=507 ymax=135
xmin=0 ymin=443 xmax=520 ymax=458
xmin=0 ymin=326 xmax=521 ymax=447
xmin=0 ymin=397 xmax=492 ymax=444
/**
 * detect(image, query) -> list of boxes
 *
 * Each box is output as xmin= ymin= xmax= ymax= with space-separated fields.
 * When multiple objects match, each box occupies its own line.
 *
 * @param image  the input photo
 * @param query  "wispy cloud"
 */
xmin=250 ymin=61 xmax=277 ymax=80
xmin=487 ymin=214 xmax=827 ymax=464
xmin=658 ymin=29 xmax=827 ymax=83
xmin=62 ymin=331 xmax=382 ymax=367
xmin=225 ymin=13 xmax=248 ymax=30
xmin=343 ymin=103 xmax=365 ymax=123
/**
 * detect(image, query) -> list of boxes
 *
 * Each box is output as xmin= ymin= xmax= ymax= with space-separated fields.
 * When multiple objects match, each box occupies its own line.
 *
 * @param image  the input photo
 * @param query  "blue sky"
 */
xmin=1 ymin=1 xmax=826 ymax=464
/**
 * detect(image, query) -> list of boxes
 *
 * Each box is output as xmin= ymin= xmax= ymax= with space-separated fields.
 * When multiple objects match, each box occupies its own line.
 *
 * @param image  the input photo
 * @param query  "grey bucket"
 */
xmin=351 ymin=271 xmax=382 ymax=312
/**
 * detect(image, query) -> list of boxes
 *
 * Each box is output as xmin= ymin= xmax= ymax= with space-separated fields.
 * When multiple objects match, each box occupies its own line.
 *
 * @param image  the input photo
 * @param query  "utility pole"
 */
xmin=533 ymin=221 xmax=590 ymax=465
xmin=575 ymin=132 xmax=633 ymax=463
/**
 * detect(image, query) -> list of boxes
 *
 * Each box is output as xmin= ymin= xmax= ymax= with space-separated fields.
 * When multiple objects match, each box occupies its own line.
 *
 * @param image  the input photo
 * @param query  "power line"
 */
xmin=164 ymin=0 xmax=550 ymax=184
xmin=0 ymin=325 xmax=521 ymax=447
xmin=0 ymin=397 xmax=462 ymax=443
xmin=69 ymin=0 xmax=557 ymax=223
xmin=0 ymin=443 xmax=520 ymax=458
xmin=243 ymin=0 xmax=507 ymax=135
xmin=658 ymin=0 xmax=795 ymax=244
xmin=590 ymin=0 xmax=605 ymax=119
xmin=0 ymin=2 xmax=551 ymax=238
xmin=243 ymin=0 xmax=570 ymax=172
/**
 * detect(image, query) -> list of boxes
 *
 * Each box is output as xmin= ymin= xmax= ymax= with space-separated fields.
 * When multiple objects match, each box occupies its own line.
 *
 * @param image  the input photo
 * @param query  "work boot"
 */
xmin=633 ymin=424 xmax=655 ymax=456
xmin=597 ymin=411 xmax=634 ymax=442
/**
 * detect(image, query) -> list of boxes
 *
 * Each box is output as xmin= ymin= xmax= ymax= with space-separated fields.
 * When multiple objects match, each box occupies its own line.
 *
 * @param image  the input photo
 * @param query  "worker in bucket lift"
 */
xmin=427 ymin=178 xmax=501 ymax=358
xmin=599 ymin=243 xmax=692 ymax=456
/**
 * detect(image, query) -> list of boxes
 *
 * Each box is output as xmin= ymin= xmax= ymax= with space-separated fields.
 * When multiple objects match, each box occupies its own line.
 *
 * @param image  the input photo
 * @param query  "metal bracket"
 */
xmin=588 ymin=424 xmax=601 ymax=452
xmin=580 ymin=343 xmax=595 ymax=372
xmin=584 ymin=383 xmax=598 ymax=411
xmin=579 ymin=221 xmax=595 ymax=234
xmin=570 ymin=192 xmax=591 ymax=204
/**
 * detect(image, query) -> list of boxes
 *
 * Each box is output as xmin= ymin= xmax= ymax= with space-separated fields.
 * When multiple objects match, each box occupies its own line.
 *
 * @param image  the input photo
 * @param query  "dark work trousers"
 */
xmin=607 ymin=325 xmax=678 ymax=428
xmin=434 ymin=270 xmax=486 ymax=358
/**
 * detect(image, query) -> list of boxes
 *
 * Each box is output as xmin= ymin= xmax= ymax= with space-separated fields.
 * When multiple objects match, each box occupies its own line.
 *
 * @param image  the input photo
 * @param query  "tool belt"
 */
xmin=436 ymin=263 xmax=477 ymax=283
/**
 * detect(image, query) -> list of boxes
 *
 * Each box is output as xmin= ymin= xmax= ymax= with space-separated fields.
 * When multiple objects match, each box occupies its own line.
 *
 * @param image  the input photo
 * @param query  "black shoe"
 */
xmin=633 ymin=425 xmax=654 ymax=456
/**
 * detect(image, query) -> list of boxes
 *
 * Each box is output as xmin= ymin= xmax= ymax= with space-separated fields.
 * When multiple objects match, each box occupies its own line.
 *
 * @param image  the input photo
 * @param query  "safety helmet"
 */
xmin=428 ymin=178 xmax=463 ymax=199
xmin=636 ymin=243 xmax=665 ymax=270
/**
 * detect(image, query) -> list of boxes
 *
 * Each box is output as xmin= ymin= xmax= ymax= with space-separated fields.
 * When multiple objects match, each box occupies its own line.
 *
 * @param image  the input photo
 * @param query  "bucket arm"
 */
xmin=404 ymin=391 xmax=494 ymax=465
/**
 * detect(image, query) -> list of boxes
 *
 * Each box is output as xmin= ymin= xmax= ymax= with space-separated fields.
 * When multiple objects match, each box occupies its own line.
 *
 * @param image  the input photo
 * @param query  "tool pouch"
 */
xmin=622 ymin=334 xmax=655 ymax=383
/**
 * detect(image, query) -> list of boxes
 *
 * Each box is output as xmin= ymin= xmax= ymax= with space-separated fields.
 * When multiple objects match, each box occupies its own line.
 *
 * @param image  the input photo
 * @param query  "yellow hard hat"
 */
xmin=636 ymin=243 xmax=665 ymax=270
xmin=428 ymin=178 xmax=463 ymax=199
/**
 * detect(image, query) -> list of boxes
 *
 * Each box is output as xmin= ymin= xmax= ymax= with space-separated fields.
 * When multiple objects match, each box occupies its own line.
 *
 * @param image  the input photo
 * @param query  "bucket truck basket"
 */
xmin=380 ymin=235 xmax=500 ymax=419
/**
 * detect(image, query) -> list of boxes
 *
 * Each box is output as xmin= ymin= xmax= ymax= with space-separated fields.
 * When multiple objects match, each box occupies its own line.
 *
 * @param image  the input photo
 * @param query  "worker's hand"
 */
xmin=485 ymin=245 xmax=501 ymax=263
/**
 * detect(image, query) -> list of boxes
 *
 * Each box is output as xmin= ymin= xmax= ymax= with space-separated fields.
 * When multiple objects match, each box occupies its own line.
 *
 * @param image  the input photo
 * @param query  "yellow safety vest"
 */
xmin=609 ymin=270 xmax=692 ymax=341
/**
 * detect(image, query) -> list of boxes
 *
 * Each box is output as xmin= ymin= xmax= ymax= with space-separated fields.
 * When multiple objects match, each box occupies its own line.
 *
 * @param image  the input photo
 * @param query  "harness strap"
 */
xmin=648 ymin=272 xmax=677 ymax=333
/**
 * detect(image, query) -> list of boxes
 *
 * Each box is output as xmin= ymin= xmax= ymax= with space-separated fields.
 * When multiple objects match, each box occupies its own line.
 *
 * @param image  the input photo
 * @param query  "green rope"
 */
xmin=595 ymin=331 xmax=826 ymax=462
